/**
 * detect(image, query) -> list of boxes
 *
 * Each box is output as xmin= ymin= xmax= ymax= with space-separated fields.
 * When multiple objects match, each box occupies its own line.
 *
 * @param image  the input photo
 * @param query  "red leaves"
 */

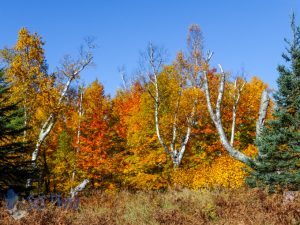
xmin=77 ymin=81 xmax=113 ymax=186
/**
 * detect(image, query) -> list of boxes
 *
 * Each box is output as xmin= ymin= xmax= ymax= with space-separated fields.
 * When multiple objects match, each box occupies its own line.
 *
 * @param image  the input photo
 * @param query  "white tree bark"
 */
xmin=230 ymin=78 xmax=246 ymax=146
xmin=119 ymin=66 xmax=128 ymax=91
xmin=30 ymin=78 xmax=72 ymax=167
xmin=202 ymin=62 xmax=254 ymax=166
xmin=27 ymin=48 xmax=93 ymax=187
xmin=147 ymin=46 xmax=170 ymax=156
xmin=70 ymin=179 xmax=89 ymax=199
xmin=256 ymin=90 xmax=270 ymax=139
xmin=71 ymin=88 xmax=84 ymax=189
xmin=170 ymin=91 xmax=181 ymax=153
xmin=146 ymin=43 xmax=196 ymax=168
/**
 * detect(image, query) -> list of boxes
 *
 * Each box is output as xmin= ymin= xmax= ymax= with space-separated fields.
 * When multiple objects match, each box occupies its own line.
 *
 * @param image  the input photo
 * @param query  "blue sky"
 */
xmin=1 ymin=1 xmax=299 ymax=95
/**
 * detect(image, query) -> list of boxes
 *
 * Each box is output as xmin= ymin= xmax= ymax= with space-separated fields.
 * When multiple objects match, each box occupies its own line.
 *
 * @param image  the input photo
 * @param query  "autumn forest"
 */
xmin=1 ymin=11 xmax=300 ymax=224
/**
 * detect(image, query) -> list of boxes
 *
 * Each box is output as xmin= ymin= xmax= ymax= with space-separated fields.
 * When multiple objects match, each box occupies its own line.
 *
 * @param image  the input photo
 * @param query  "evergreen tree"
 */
xmin=248 ymin=15 xmax=300 ymax=191
xmin=0 ymin=69 xmax=32 ymax=193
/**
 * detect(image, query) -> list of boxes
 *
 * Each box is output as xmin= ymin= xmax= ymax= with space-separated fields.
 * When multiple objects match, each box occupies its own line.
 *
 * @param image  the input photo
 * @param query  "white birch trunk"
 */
xmin=70 ymin=179 xmax=89 ymax=199
xmin=199 ymin=51 xmax=270 ymax=167
xmin=170 ymin=91 xmax=181 ymax=152
xmin=230 ymin=79 xmax=245 ymax=146
xmin=256 ymin=89 xmax=270 ymax=157
xmin=230 ymin=104 xmax=237 ymax=146
xmin=147 ymin=43 xmax=195 ymax=167
xmin=203 ymin=64 xmax=254 ymax=166
xmin=27 ymin=52 xmax=93 ymax=187
xmin=71 ymin=89 xmax=83 ymax=187
xmin=31 ymin=78 xmax=73 ymax=168
xmin=256 ymin=90 xmax=270 ymax=139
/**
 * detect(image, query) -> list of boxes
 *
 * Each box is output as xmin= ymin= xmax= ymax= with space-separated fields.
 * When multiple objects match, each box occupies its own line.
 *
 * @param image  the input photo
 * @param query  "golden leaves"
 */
xmin=172 ymin=153 xmax=249 ymax=189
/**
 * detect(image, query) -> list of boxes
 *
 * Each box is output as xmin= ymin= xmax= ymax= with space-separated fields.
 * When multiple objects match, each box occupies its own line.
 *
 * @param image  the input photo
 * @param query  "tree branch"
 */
xmin=202 ymin=60 xmax=254 ymax=166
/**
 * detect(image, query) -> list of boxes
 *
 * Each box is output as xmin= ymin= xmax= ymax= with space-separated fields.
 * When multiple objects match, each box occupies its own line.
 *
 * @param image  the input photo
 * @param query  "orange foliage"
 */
xmin=77 ymin=81 xmax=113 ymax=188
xmin=1 ymin=28 xmax=274 ymax=193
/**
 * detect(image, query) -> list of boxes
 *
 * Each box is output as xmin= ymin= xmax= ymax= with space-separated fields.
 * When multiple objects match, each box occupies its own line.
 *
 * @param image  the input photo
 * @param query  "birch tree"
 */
xmin=71 ymin=85 xmax=84 ymax=190
xmin=141 ymin=43 xmax=198 ymax=167
xmin=27 ymin=41 xmax=94 ymax=186
xmin=256 ymin=89 xmax=270 ymax=139
xmin=182 ymin=24 xmax=271 ymax=166
xmin=201 ymin=54 xmax=270 ymax=166
xmin=1 ymin=28 xmax=49 ymax=144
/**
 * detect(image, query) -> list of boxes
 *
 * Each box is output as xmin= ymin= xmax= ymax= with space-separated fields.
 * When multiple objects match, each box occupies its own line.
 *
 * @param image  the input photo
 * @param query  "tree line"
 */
xmin=0 ymin=16 xmax=299 ymax=195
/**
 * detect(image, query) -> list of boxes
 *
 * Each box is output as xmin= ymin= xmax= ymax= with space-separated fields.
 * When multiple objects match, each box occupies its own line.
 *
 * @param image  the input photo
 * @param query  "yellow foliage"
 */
xmin=125 ymin=172 xmax=169 ymax=190
xmin=172 ymin=153 xmax=249 ymax=189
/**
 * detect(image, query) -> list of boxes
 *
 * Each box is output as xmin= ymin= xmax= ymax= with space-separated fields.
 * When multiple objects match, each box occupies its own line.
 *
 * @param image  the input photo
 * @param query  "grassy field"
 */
xmin=1 ymin=188 xmax=300 ymax=225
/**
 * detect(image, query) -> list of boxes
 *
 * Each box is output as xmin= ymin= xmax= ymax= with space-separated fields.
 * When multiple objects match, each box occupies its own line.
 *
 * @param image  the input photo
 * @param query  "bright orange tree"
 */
xmin=77 ymin=80 xmax=114 ymax=189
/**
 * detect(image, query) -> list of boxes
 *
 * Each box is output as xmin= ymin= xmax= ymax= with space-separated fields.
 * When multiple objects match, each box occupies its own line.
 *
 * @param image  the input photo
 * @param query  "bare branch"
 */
xmin=118 ymin=66 xmax=128 ymax=91
xmin=206 ymin=51 xmax=214 ymax=62
xmin=143 ymin=43 xmax=170 ymax=155
xmin=187 ymin=24 xmax=203 ymax=62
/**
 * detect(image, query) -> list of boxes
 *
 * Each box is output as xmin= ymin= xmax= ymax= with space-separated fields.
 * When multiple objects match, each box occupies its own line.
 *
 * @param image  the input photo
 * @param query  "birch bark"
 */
xmin=230 ymin=78 xmax=246 ymax=146
xmin=146 ymin=43 xmax=197 ymax=167
xmin=202 ymin=53 xmax=270 ymax=166
xmin=202 ymin=61 xmax=254 ymax=165
xmin=27 ymin=46 xmax=93 ymax=187
xmin=71 ymin=87 xmax=84 ymax=191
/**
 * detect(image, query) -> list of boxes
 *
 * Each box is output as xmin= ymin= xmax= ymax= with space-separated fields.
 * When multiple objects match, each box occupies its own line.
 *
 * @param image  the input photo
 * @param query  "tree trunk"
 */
xmin=256 ymin=90 xmax=270 ymax=139
xmin=202 ymin=65 xmax=254 ymax=166
xmin=27 ymin=48 xmax=93 ymax=187
xmin=71 ymin=89 xmax=83 ymax=189
xmin=202 ymin=61 xmax=270 ymax=166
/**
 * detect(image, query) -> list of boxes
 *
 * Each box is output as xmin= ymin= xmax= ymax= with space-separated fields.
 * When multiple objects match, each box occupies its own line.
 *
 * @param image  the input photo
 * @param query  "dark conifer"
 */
xmin=248 ymin=14 xmax=300 ymax=191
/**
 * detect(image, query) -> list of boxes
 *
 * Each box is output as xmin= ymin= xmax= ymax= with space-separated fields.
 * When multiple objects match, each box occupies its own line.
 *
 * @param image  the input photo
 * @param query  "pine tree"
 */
xmin=0 ymin=69 xmax=32 ymax=193
xmin=248 ymin=14 xmax=300 ymax=191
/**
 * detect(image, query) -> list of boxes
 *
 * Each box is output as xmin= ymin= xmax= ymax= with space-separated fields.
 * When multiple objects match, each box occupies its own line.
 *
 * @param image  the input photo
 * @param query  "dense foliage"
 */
xmin=0 ymin=19 xmax=297 ymax=195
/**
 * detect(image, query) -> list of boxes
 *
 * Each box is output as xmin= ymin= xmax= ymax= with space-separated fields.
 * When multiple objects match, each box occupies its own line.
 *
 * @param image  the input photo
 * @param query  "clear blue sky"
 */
xmin=1 ymin=1 xmax=299 ymax=96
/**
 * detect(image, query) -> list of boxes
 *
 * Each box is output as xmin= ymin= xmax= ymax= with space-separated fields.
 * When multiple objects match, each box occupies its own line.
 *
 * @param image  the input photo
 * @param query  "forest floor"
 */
xmin=1 ymin=187 xmax=300 ymax=225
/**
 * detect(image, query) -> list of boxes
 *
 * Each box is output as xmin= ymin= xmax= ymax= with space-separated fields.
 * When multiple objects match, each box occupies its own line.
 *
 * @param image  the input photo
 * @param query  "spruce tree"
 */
xmin=248 ymin=15 xmax=300 ymax=191
xmin=0 ymin=69 xmax=32 ymax=193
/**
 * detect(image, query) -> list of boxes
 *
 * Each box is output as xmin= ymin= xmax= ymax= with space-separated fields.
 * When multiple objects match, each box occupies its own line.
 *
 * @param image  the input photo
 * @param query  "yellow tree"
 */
xmin=139 ymin=42 xmax=199 ymax=168
xmin=2 ymin=28 xmax=52 ymax=144
xmin=1 ymin=29 xmax=95 ymax=190
xmin=172 ymin=75 xmax=270 ymax=189
xmin=182 ymin=23 xmax=272 ymax=167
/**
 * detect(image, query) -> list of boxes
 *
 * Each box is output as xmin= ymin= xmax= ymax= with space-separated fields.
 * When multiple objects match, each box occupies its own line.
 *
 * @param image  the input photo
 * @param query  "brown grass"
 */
xmin=1 ymin=188 xmax=300 ymax=225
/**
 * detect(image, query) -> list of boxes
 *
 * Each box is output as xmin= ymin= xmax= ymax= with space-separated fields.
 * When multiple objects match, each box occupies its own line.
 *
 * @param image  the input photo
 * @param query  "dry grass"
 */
xmin=1 ymin=188 xmax=300 ymax=225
